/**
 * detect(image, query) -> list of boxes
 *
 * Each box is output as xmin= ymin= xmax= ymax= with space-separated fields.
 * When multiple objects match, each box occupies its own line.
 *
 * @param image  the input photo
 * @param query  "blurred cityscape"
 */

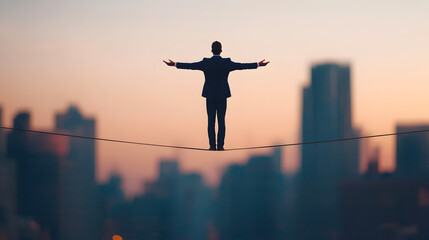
xmin=1 ymin=62 xmax=429 ymax=240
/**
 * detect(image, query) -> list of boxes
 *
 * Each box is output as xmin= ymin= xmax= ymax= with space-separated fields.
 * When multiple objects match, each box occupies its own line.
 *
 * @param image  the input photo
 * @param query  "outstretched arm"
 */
xmin=163 ymin=59 xmax=204 ymax=70
xmin=229 ymin=59 xmax=270 ymax=71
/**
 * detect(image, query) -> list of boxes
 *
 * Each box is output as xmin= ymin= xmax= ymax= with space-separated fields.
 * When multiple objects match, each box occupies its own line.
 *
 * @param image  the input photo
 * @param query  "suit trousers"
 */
xmin=206 ymin=98 xmax=227 ymax=148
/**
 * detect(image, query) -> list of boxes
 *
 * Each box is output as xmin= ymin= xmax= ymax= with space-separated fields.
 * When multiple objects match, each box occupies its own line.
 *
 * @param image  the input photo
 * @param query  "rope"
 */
xmin=1 ymin=126 xmax=428 ymax=152
xmin=0 ymin=126 xmax=207 ymax=151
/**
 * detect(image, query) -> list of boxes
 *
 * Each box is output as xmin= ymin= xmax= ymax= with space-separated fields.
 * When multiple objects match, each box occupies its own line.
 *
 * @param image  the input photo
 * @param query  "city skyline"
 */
xmin=1 ymin=95 xmax=429 ymax=239
xmin=1 ymin=55 xmax=428 ymax=196
xmin=1 ymin=1 xmax=429 ymax=239
xmin=1 ymin=0 xmax=428 ymax=196
xmin=0 ymin=87 xmax=428 ymax=197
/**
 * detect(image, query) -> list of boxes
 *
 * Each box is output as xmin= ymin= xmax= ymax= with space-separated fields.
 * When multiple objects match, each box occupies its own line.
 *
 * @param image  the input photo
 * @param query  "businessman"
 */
xmin=163 ymin=41 xmax=269 ymax=151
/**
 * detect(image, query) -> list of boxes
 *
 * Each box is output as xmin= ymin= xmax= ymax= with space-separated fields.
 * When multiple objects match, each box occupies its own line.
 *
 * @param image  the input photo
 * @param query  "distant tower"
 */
xmin=217 ymin=152 xmax=284 ymax=240
xmin=159 ymin=159 xmax=180 ymax=180
xmin=301 ymin=63 xmax=360 ymax=179
xmin=272 ymin=147 xmax=283 ymax=172
xmin=0 ymin=106 xmax=8 ymax=155
xmin=395 ymin=124 xmax=429 ymax=179
xmin=7 ymin=112 xmax=30 ymax=160
xmin=7 ymin=112 xmax=67 ymax=240
xmin=56 ymin=105 xmax=96 ymax=181
xmin=55 ymin=105 xmax=98 ymax=240
xmin=0 ymin=106 xmax=3 ymax=151
xmin=298 ymin=63 xmax=360 ymax=240
xmin=0 ymin=106 xmax=17 ymax=240
xmin=0 ymin=106 xmax=3 ymax=152
xmin=366 ymin=148 xmax=380 ymax=178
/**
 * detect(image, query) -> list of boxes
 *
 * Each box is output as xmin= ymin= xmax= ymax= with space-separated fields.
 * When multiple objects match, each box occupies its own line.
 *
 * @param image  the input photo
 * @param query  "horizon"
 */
xmin=1 ymin=0 xmax=428 ymax=197
xmin=1 ymin=55 xmax=428 ymax=197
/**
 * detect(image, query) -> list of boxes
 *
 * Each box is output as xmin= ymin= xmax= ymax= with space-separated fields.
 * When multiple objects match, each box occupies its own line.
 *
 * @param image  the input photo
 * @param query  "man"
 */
xmin=164 ymin=41 xmax=269 ymax=151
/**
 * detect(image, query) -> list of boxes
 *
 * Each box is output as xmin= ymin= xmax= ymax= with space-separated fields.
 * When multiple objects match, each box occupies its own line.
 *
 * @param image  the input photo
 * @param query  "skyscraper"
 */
xmin=0 ymin=106 xmax=3 ymax=152
xmin=120 ymin=159 xmax=213 ymax=240
xmin=396 ymin=124 xmax=429 ymax=179
xmin=0 ymin=106 xmax=17 ymax=240
xmin=301 ymin=63 xmax=360 ymax=179
xmin=298 ymin=63 xmax=360 ymax=240
xmin=339 ymin=178 xmax=429 ymax=240
xmin=216 ymin=150 xmax=285 ymax=240
xmin=55 ymin=105 xmax=99 ymax=240
xmin=55 ymin=105 xmax=96 ymax=182
xmin=7 ymin=112 xmax=68 ymax=240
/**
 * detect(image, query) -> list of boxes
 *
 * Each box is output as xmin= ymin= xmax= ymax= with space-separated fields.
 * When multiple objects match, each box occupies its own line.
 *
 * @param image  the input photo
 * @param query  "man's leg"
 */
xmin=206 ymin=98 xmax=216 ymax=150
xmin=216 ymin=98 xmax=227 ymax=150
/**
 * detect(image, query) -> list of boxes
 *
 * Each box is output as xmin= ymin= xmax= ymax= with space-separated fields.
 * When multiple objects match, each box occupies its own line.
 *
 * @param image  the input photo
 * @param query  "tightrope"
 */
xmin=1 ymin=126 xmax=428 ymax=151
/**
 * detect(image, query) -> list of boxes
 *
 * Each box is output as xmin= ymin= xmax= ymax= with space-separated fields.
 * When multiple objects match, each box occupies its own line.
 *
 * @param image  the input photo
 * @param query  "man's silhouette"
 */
xmin=164 ymin=41 xmax=269 ymax=150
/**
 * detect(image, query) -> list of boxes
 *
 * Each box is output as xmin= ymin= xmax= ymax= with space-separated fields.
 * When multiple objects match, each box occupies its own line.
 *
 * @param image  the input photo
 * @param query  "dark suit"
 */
xmin=176 ymin=56 xmax=258 ymax=148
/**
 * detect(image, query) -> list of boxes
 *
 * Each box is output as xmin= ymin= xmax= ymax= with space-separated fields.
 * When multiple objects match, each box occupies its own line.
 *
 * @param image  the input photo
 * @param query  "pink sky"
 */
xmin=1 ymin=0 xmax=428 ymax=196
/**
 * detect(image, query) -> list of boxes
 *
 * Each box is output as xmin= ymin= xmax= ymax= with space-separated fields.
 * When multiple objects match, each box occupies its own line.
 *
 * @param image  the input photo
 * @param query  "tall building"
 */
xmin=99 ymin=173 xmax=126 ymax=240
xmin=396 ymin=124 xmax=429 ymax=179
xmin=55 ymin=105 xmax=96 ymax=182
xmin=365 ymin=148 xmax=380 ymax=179
xmin=298 ymin=63 xmax=360 ymax=240
xmin=301 ymin=63 xmax=360 ymax=179
xmin=99 ymin=172 xmax=126 ymax=210
xmin=216 ymin=150 xmax=285 ymax=240
xmin=339 ymin=177 xmax=429 ymax=240
xmin=0 ymin=106 xmax=3 ymax=152
xmin=7 ymin=112 xmax=68 ymax=240
xmin=55 ymin=105 xmax=99 ymax=240
xmin=0 ymin=106 xmax=17 ymax=240
xmin=114 ymin=159 xmax=213 ymax=240
xmin=159 ymin=160 xmax=180 ymax=181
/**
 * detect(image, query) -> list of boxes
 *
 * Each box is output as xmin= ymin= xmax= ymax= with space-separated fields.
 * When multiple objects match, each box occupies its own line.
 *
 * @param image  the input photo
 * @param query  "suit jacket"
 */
xmin=176 ymin=56 xmax=258 ymax=98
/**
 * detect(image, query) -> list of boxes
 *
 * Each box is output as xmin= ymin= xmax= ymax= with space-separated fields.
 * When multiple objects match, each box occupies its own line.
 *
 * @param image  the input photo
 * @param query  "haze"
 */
xmin=1 ymin=0 xmax=428 ymax=196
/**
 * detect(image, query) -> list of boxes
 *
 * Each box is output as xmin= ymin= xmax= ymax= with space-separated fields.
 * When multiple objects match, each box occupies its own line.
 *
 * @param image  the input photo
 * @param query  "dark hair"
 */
xmin=211 ymin=41 xmax=222 ymax=55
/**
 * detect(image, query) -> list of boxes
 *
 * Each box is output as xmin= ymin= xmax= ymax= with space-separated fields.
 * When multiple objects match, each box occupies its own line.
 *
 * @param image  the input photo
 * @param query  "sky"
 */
xmin=1 ymin=0 xmax=428 ymax=196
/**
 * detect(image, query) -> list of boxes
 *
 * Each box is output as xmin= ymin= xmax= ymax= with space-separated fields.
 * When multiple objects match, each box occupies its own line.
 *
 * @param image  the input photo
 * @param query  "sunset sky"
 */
xmin=1 ymin=0 xmax=428 ymax=196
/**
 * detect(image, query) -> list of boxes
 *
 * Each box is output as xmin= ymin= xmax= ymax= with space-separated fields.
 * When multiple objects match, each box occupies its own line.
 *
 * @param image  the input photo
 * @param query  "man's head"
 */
xmin=211 ymin=41 xmax=222 ymax=55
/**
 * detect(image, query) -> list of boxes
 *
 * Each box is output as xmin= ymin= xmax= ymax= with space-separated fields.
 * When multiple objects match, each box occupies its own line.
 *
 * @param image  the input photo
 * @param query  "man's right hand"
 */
xmin=259 ymin=59 xmax=270 ymax=67
xmin=163 ymin=59 xmax=175 ymax=66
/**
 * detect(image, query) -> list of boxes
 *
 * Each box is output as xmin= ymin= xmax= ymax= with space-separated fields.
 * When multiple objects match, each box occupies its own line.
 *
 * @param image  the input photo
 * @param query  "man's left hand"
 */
xmin=259 ymin=59 xmax=270 ymax=67
xmin=163 ymin=59 xmax=176 ymax=66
